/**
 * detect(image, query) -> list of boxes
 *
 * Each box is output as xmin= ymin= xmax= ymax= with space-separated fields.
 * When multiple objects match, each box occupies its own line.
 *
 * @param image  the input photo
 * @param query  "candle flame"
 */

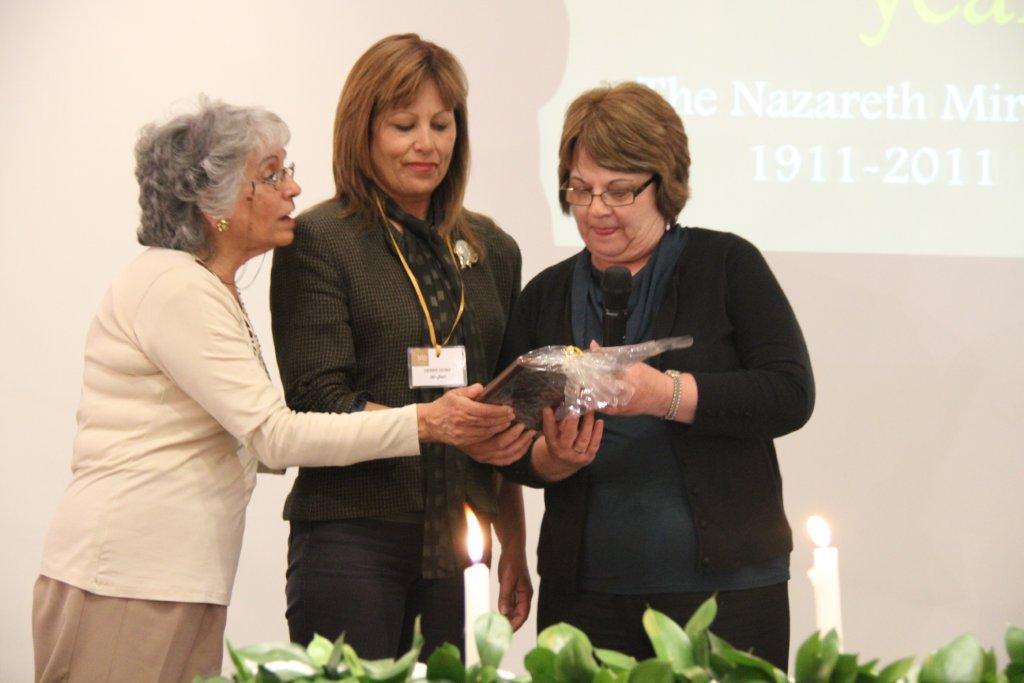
xmin=807 ymin=515 xmax=832 ymax=547
xmin=465 ymin=505 xmax=484 ymax=563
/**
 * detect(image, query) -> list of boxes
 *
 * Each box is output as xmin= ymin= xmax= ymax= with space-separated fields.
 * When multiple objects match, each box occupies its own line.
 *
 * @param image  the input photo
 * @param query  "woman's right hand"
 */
xmin=416 ymin=384 xmax=515 ymax=448
xmin=530 ymin=407 xmax=604 ymax=483
xmin=462 ymin=422 xmax=537 ymax=466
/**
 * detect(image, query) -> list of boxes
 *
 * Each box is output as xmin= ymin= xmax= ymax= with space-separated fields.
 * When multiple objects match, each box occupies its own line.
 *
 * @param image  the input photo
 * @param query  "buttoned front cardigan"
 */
xmin=500 ymin=228 xmax=815 ymax=588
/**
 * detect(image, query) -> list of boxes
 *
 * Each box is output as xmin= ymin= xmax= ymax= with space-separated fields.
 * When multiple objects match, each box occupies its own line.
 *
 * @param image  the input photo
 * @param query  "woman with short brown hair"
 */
xmin=557 ymin=81 xmax=691 ymax=221
xmin=270 ymin=33 xmax=534 ymax=660
xmin=501 ymin=81 xmax=814 ymax=669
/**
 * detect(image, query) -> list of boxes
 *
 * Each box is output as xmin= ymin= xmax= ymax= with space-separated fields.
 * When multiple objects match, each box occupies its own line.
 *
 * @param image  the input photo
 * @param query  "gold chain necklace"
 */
xmin=195 ymin=258 xmax=235 ymax=286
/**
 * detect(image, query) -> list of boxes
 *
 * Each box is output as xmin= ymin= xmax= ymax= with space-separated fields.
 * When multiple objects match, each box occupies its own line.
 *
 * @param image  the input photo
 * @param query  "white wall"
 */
xmin=2 ymin=1 xmax=1021 ymax=680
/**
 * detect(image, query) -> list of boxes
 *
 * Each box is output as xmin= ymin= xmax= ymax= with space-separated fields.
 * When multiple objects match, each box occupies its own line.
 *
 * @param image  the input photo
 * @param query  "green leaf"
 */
xmin=710 ymin=651 xmax=736 ymax=680
xmin=236 ymin=642 xmax=315 ymax=667
xmin=794 ymin=633 xmax=822 ymax=683
xmin=342 ymin=644 xmax=365 ymax=679
xmin=1007 ymin=628 xmax=1024 ymax=664
xmin=983 ymin=649 xmax=999 ymax=678
xmin=358 ymin=657 xmax=393 ymax=677
xmin=1005 ymin=662 xmax=1024 ymax=683
xmin=681 ymin=664 xmax=711 ymax=683
xmin=921 ymin=634 xmax=984 ymax=683
xmin=479 ymin=664 xmax=499 ymax=683
xmin=306 ymin=634 xmax=333 ymax=669
xmin=227 ymin=640 xmax=254 ymax=683
xmin=689 ymin=632 xmax=712 ymax=669
xmin=327 ymin=632 xmax=347 ymax=674
xmin=815 ymin=631 xmax=842 ymax=682
xmin=364 ymin=633 xmax=423 ymax=683
xmin=524 ymin=647 xmax=558 ymax=683
xmin=594 ymin=669 xmax=621 ymax=683
xmin=627 ymin=659 xmax=676 ymax=683
xmin=834 ymin=654 xmax=860 ymax=683
xmin=684 ymin=600 xmax=717 ymax=671
xmin=728 ymin=650 xmax=783 ymax=678
xmin=554 ymin=633 xmax=600 ymax=681
xmin=475 ymin=613 xmax=513 ymax=669
xmin=859 ymin=659 xmax=879 ymax=674
xmin=260 ymin=660 xmax=333 ymax=682
xmin=463 ymin=663 xmax=501 ymax=683
xmin=877 ymin=657 xmax=915 ymax=683
xmin=253 ymin=667 xmax=285 ymax=683
xmin=595 ymin=648 xmax=638 ymax=674
xmin=539 ymin=623 xmax=592 ymax=655
xmin=719 ymin=664 xmax=776 ymax=682
xmin=684 ymin=597 xmax=718 ymax=641
xmin=427 ymin=643 xmax=466 ymax=683
xmin=708 ymin=633 xmax=779 ymax=679
xmin=642 ymin=608 xmax=694 ymax=673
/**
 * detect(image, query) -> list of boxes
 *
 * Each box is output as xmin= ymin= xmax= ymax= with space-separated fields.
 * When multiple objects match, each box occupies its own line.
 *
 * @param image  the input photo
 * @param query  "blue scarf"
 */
xmin=571 ymin=225 xmax=689 ymax=348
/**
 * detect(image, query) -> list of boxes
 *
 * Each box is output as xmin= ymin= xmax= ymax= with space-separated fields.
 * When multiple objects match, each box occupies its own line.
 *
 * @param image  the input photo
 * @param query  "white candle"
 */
xmin=464 ymin=506 xmax=490 ymax=666
xmin=806 ymin=515 xmax=843 ymax=641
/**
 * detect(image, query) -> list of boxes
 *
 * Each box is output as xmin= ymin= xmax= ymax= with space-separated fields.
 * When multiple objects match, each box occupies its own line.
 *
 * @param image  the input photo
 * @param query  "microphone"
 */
xmin=601 ymin=265 xmax=632 ymax=347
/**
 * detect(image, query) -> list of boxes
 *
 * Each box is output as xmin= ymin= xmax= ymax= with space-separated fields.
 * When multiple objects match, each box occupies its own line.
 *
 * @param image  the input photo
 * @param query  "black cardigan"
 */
xmin=500 ymin=228 xmax=814 ymax=588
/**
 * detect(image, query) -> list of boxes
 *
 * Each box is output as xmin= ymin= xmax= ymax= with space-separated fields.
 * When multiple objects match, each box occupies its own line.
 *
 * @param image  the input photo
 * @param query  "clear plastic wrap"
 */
xmin=481 ymin=336 xmax=693 ymax=430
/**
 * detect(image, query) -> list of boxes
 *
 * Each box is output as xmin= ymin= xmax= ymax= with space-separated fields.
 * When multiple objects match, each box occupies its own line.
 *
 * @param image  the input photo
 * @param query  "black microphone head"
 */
xmin=601 ymin=265 xmax=632 ymax=310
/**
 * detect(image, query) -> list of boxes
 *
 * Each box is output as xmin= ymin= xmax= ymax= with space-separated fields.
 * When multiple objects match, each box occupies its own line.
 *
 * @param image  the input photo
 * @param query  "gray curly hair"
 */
xmin=134 ymin=96 xmax=290 ymax=254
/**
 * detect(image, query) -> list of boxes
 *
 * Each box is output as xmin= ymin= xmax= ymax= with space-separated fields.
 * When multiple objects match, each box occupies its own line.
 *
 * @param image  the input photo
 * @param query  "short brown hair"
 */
xmin=558 ymin=82 xmax=691 ymax=223
xmin=332 ymin=33 xmax=476 ymax=247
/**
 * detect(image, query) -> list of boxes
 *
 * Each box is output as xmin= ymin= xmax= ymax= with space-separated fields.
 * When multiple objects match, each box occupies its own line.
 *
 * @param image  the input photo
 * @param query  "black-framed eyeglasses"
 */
xmin=251 ymin=162 xmax=296 ymax=192
xmin=561 ymin=175 xmax=656 ymax=207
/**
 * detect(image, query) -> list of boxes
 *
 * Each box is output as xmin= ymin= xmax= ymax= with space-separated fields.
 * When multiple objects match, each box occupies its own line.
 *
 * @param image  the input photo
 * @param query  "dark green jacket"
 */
xmin=270 ymin=199 xmax=521 ymax=521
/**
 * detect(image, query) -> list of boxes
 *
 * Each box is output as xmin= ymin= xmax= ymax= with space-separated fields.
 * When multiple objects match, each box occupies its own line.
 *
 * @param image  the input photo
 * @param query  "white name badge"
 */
xmin=408 ymin=345 xmax=468 ymax=388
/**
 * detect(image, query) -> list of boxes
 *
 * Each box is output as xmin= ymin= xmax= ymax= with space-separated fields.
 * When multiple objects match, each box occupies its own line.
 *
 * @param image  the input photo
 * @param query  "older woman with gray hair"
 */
xmin=31 ymin=98 xmax=514 ymax=683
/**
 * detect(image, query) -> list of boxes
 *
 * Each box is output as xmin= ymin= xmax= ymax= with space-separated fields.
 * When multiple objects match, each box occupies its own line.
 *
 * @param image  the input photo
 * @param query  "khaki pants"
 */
xmin=32 ymin=575 xmax=226 ymax=683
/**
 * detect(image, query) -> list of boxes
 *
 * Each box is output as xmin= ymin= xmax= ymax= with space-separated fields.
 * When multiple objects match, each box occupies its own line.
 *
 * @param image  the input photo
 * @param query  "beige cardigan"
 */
xmin=40 ymin=248 xmax=421 ymax=605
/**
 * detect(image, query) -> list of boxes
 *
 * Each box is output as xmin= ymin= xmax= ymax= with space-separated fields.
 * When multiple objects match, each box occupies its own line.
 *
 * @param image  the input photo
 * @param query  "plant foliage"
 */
xmin=196 ymin=598 xmax=1022 ymax=683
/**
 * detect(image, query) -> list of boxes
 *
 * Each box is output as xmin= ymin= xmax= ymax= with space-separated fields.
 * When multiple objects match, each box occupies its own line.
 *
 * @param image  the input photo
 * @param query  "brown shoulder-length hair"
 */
xmin=332 ymin=33 xmax=479 ymax=251
xmin=558 ymin=82 xmax=691 ymax=224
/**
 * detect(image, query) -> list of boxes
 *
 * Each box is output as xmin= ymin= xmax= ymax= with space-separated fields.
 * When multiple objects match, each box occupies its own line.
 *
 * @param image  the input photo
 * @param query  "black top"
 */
xmin=270 ymin=199 xmax=521 ymax=524
xmin=500 ymin=228 xmax=814 ymax=586
xmin=568 ymin=227 xmax=789 ymax=593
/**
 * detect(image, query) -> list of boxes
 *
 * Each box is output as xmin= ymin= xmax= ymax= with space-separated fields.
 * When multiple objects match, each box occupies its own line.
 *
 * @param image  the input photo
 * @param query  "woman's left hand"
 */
xmin=601 ymin=360 xmax=675 ymax=417
xmin=496 ymin=543 xmax=533 ymax=631
xmin=590 ymin=341 xmax=696 ymax=422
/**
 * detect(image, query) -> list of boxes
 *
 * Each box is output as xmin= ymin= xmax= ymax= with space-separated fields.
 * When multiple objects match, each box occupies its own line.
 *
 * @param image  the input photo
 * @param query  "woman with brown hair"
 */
xmin=500 ymin=82 xmax=815 ymax=669
xmin=270 ymin=34 xmax=540 ymax=659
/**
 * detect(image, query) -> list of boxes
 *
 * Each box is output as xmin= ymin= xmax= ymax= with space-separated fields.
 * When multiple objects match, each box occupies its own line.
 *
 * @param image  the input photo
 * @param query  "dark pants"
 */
xmin=538 ymin=581 xmax=790 ymax=671
xmin=286 ymin=519 xmax=464 ymax=660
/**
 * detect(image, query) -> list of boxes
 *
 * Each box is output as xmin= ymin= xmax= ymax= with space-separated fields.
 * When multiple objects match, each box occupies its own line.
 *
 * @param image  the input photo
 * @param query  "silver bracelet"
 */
xmin=663 ymin=370 xmax=682 ymax=420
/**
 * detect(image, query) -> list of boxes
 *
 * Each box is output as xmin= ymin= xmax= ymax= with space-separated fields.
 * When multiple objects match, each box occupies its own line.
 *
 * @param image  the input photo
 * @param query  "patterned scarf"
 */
xmin=383 ymin=199 xmax=491 ymax=578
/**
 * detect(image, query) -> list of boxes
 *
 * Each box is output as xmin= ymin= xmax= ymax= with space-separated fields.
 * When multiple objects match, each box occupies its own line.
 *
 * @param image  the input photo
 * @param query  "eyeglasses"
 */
xmin=252 ymin=162 xmax=296 ymax=191
xmin=561 ymin=175 xmax=656 ymax=207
